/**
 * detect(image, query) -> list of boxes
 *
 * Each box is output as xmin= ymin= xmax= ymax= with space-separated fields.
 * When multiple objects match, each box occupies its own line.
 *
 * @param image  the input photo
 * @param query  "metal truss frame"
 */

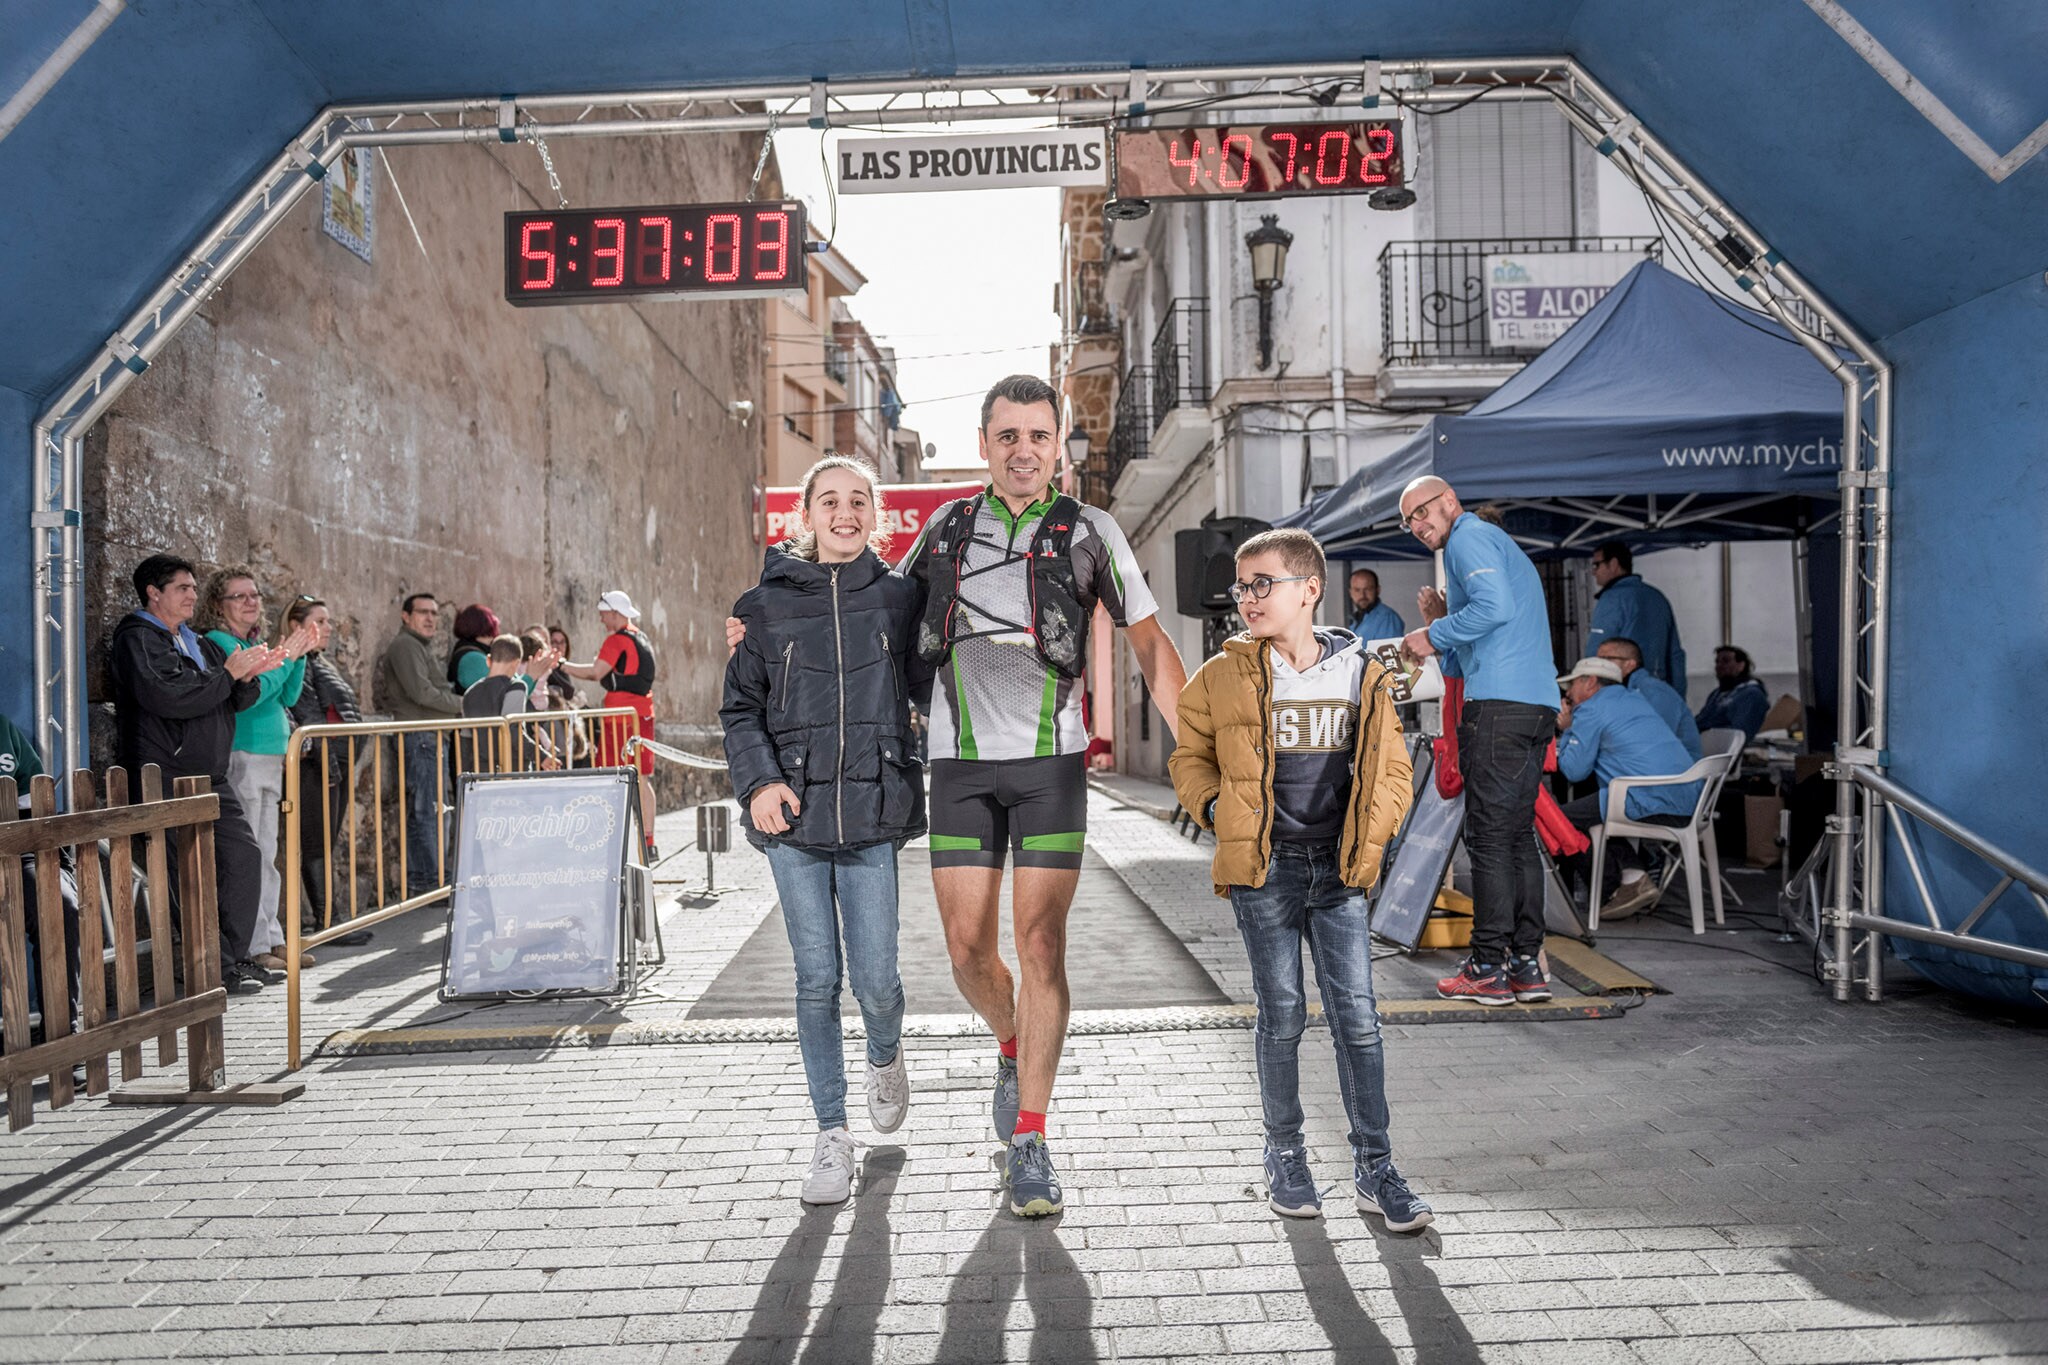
xmin=37 ymin=52 xmax=2015 ymax=998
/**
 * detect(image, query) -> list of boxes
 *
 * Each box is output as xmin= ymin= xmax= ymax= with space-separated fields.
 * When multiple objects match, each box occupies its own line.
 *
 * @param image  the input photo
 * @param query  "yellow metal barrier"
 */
xmin=281 ymin=706 xmax=639 ymax=1069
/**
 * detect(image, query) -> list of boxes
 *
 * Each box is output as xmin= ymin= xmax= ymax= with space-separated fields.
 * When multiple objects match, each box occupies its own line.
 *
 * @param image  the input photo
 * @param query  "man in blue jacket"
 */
xmin=1595 ymin=637 xmax=1702 ymax=760
xmin=1554 ymin=657 xmax=1703 ymax=919
xmin=1696 ymin=644 xmax=1773 ymax=739
xmin=1584 ymin=540 xmax=1685 ymax=688
xmin=1346 ymin=568 xmax=1405 ymax=641
xmin=1399 ymin=476 xmax=1560 ymax=1007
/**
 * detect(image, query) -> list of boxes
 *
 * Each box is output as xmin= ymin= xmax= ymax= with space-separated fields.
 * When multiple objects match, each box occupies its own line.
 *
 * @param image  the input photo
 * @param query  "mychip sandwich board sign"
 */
xmin=441 ymin=769 xmax=639 ymax=1000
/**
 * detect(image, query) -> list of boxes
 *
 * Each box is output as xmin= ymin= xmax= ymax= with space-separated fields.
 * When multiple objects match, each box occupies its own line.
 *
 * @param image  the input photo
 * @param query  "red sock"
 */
xmin=1013 ymin=1110 xmax=1047 ymax=1139
xmin=998 ymin=1035 xmax=1018 ymax=1060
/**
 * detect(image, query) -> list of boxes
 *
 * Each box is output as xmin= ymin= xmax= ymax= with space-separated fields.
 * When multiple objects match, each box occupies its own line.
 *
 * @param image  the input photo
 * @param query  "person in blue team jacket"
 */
xmin=721 ymin=455 xmax=929 ymax=1208
xmin=1584 ymin=540 xmax=1686 ymax=688
xmin=1397 ymin=476 xmax=1560 ymax=1008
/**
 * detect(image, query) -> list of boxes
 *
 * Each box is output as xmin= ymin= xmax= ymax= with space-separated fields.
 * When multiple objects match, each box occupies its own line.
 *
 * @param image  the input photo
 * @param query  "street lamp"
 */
xmin=1245 ymin=213 xmax=1294 ymax=371
xmin=1064 ymin=428 xmax=1091 ymax=470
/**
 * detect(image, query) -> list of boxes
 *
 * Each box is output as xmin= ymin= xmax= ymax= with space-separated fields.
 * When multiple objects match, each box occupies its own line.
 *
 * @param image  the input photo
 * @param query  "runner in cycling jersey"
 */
xmin=725 ymin=376 xmax=1188 ymax=1215
xmin=907 ymin=375 xmax=1187 ymax=1215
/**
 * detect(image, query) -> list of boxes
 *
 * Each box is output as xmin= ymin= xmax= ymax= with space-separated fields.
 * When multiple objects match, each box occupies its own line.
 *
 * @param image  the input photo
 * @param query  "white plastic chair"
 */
xmin=1588 ymin=745 xmax=1741 ymax=935
xmin=1699 ymin=727 xmax=1747 ymax=760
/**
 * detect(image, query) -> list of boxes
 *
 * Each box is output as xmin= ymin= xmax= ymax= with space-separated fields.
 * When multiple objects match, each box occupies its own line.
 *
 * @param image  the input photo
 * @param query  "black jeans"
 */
xmin=165 ymin=775 xmax=262 ymax=969
xmin=1558 ymin=791 xmax=1688 ymax=900
xmin=1458 ymin=700 xmax=1555 ymax=964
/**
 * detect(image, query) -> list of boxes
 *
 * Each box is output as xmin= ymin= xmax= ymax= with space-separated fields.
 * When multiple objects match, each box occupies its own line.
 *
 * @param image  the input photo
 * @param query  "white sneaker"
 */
xmin=867 ymin=1051 xmax=910 ymax=1134
xmin=801 ymin=1127 xmax=859 ymax=1205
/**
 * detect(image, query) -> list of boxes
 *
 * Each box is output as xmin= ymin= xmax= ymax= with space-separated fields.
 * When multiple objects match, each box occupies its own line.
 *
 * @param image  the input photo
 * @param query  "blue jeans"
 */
xmin=763 ymin=840 xmax=906 ymax=1130
xmin=401 ymin=732 xmax=448 ymax=895
xmin=1229 ymin=842 xmax=1391 ymax=1167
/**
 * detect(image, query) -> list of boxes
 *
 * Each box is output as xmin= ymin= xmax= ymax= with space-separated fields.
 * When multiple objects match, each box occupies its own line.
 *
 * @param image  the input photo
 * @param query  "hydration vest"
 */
xmin=913 ymin=493 xmax=1090 ymax=680
xmin=601 ymin=628 xmax=657 ymax=697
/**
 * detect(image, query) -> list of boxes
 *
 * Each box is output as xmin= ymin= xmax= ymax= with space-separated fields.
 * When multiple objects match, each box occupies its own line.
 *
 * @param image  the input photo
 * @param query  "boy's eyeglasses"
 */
xmin=1228 ymin=574 xmax=1311 ymax=603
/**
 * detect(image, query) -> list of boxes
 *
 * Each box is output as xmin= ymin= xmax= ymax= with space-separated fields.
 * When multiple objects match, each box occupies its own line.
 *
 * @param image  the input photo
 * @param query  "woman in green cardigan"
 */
xmin=201 ymin=567 xmax=318 ymax=972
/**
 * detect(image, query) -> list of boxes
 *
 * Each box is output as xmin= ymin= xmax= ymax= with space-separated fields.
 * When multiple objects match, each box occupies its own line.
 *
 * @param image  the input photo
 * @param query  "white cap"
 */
xmin=1557 ymin=657 xmax=1624 ymax=687
xmin=597 ymin=589 xmax=640 ymax=620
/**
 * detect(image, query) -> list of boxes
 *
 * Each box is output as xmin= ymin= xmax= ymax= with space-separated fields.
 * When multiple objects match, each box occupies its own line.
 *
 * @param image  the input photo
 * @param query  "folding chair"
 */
xmin=1588 ymin=745 xmax=1741 ymax=935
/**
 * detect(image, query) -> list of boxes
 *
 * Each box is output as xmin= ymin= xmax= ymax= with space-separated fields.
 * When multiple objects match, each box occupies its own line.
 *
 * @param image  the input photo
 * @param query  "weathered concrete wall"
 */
xmin=85 ymin=134 xmax=778 ymax=805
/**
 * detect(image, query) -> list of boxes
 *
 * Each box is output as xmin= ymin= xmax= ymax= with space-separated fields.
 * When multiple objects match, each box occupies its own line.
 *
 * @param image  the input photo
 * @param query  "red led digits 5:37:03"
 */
xmin=502 ymin=201 xmax=807 ymax=305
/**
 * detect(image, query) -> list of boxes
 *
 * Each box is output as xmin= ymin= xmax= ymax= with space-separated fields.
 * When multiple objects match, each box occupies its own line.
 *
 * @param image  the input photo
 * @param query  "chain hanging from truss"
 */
xmin=521 ymin=112 xmax=570 ymax=209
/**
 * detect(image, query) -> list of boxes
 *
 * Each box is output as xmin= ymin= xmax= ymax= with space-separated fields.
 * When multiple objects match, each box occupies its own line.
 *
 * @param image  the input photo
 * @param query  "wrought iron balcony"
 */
xmin=1379 ymin=237 xmax=1661 ymax=367
xmin=824 ymin=343 xmax=851 ymax=386
xmin=1150 ymin=298 xmax=1210 ymax=418
xmin=1106 ymin=365 xmax=1153 ymax=491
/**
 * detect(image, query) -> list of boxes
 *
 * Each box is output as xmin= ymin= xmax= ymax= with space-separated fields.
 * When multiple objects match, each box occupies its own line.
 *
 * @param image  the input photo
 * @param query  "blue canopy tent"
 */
xmin=1284 ymin=261 xmax=1846 ymax=560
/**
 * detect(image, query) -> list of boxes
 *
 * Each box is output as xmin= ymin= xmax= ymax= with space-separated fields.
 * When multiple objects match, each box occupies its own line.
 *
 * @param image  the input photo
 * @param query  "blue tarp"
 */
xmin=1285 ymin=261 xmax=1847 ymax=557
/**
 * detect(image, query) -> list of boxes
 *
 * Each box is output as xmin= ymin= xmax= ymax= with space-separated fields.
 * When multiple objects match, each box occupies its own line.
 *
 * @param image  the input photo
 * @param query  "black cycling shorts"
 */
xmin=928 ymin=753 xmax=1087 ymax=870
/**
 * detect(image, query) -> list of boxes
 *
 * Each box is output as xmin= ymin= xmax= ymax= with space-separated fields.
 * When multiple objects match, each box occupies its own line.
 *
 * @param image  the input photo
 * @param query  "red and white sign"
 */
xmin=765 ymin=480 xmax=983 ymax=562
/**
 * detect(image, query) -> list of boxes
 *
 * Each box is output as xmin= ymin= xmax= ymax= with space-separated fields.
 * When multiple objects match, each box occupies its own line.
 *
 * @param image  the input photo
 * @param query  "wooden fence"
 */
xmin=0 ymin=766 xmax=298 ymax=1132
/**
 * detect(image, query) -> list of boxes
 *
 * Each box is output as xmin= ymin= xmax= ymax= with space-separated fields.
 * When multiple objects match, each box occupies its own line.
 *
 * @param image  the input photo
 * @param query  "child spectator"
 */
xmin=1169 ymin=528 xmax=1429 ymax=1229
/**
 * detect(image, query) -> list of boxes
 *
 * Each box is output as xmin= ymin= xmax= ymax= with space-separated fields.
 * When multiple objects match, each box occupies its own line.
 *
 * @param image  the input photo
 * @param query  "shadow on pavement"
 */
xmin=936 ymin=1208 xmax=1098 ymax=1363
xmin=1282 ymin=1216 xmax=1488 ymax=1365
xmin=731 ymin=1146 xmax=904 ymax=1364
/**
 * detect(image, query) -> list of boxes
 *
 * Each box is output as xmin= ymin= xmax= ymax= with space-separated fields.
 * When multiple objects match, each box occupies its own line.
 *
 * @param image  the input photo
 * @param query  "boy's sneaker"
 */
xmin=1435 ymin=956 xmax=1514 ymax=1006
xmin=1264 ymin=1144 xmax=1322 ymax=1219
xmin=1355 ymin=1158 xmax=1434 ymax=1232
xmin=800 ymin=1127 xmax=859 ymax=1205
xmin=1507 ymin=954 xmax=1552 ymax=1003
xmin=991 ymin=1055 xmax=1020 ymax=1140
xmin=1003 ymin=1133 xmax=1064 ymax=1217
xmin=866 ymin=1050 xmax=910 ymax=1134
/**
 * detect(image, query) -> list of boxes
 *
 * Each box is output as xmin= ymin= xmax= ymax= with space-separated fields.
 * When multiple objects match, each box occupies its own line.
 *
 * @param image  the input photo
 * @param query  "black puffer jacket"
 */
xmin=721 ymin=546 xmax=929 ymax=851
xmin=109 ymin=612 xmax=259 ymax=781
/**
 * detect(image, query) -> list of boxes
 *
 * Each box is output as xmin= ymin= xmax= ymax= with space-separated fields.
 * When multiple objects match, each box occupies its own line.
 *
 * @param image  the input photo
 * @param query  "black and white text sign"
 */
xmin=836 ymin=130 xmax=1107 ymax=194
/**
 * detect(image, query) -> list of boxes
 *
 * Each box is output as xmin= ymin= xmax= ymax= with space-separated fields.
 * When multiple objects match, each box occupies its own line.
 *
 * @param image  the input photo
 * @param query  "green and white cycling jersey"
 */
xmin=906 ymin=489 xmax=1157 ymax=763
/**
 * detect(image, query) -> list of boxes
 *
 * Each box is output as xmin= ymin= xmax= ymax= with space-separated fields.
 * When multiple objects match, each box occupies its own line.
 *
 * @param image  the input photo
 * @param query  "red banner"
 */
xmin=764 ymin=480 xmax=983 ymax=561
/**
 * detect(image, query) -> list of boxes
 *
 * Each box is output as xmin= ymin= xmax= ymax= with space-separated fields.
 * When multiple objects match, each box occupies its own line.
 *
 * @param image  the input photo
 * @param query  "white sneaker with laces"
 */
xmin=801 ymin=1127 xmax=859 ymax=1205
xmin=867 ymin=1051 xmax=910 ymax=1134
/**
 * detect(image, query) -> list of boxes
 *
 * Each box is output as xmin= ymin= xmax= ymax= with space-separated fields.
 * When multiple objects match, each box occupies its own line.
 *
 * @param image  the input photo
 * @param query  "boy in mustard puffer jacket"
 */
xmin=1170 ymin=528 xmax=1429 ymax=1229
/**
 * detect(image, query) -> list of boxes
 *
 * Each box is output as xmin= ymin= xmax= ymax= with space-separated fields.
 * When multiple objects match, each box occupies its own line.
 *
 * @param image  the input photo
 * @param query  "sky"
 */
xmin=772 ymin=123 xmax=1062 ymax=470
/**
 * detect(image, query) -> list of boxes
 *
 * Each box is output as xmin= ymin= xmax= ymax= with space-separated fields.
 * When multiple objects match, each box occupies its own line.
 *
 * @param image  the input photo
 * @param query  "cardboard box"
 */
xmin=1745 ymin=793 xmax=1785 ymax=866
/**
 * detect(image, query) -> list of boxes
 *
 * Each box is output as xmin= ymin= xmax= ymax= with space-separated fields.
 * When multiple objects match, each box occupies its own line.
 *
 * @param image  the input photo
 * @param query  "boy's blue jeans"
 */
xmin=762 ymin=840 xmax=906 ymax=1131
xmin=1228 ymin=841 xmax=1392 ymax=1168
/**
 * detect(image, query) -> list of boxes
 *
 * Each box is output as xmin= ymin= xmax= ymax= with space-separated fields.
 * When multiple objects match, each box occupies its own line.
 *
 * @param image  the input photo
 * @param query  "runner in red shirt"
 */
xmin=558 ymin=590 xmax=660 ymax=863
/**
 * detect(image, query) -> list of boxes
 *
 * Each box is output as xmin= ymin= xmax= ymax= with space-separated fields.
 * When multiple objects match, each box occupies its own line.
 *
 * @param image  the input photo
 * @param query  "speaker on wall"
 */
xmin=1175 ymin=516 xmax=1270 ymax=618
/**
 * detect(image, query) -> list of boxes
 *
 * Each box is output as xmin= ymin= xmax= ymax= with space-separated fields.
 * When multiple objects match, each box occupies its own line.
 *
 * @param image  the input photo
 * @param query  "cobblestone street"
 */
xmin=2 ymin=784 xmax=2043 ymax=1363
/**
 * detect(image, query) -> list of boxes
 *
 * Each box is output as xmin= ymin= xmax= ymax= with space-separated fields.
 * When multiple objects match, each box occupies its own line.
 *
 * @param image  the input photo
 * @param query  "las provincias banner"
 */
xmin=765 ymin=481 xmax=985 ymax=563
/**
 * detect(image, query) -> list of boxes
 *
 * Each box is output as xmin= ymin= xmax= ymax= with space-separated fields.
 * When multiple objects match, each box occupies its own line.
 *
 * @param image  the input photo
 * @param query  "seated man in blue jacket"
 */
xmin=1695 ymin=644 xmax=1772 ymax=740
xmin=1595 ymin=637 xmax=1701 ymax=760
xmin=1584 ymin=540 xmax=1685 ymax=686
xmin=1554 ymin=657 xmax=1703 ymax=920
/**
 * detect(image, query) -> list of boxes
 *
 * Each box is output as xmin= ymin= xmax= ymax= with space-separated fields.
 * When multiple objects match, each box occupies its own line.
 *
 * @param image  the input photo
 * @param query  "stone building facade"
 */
xmin=83 ymin=132 xmax=776 ymax=805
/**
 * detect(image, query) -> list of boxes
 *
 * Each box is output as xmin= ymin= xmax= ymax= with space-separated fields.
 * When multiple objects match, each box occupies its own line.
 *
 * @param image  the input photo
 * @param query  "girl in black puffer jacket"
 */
xmin=720 ymin=456 xmax=929 ymax=1203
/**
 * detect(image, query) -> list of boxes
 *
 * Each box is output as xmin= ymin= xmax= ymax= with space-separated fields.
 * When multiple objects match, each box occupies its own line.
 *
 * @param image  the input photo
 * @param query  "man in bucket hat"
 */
xmin=1553 ymin=656 xmax=1703 ymax=921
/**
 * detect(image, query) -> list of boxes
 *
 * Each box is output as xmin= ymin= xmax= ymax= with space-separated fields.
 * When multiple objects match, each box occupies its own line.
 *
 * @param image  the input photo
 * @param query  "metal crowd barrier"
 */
xmin=281 ymin=706 xmax=640 ymax=1069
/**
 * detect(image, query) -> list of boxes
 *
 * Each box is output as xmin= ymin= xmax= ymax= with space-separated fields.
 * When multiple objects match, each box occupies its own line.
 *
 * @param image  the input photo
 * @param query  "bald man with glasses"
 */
xmin=1396 ymin=478 xmax=1561 ymax=1007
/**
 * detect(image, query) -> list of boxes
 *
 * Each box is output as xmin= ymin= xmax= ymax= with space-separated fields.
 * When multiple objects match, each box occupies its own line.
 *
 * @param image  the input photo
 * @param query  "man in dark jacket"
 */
xmin=109 ymin=554 xmax=288 ymax=993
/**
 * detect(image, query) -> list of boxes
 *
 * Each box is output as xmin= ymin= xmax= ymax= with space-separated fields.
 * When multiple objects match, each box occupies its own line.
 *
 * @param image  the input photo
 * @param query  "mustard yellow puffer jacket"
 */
xmin=1169 ymin=633 xmax=1414 ymax=897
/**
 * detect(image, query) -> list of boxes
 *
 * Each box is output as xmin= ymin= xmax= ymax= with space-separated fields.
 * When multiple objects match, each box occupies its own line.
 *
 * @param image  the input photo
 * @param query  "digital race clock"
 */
xmin=1114 ymin=121 xmax=1405 ymax=201
xmin=503 ymin=201 xmax=807 ymax=306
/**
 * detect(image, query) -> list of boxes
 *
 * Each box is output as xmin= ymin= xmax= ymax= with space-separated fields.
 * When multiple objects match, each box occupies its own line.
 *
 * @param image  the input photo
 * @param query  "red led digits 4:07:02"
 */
xmin=502 ymin=201 xmax=807 ymax=306
xmin=1113 ymin=121 xmax=1405 ymax=201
